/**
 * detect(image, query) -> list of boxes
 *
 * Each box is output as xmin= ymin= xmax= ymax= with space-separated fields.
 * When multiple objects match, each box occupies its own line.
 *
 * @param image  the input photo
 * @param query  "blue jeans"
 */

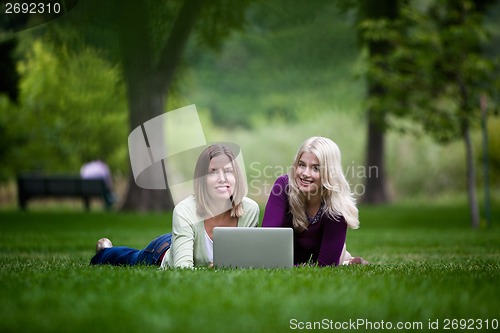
xmin=90 ymin=233 xmax=172 ymax=266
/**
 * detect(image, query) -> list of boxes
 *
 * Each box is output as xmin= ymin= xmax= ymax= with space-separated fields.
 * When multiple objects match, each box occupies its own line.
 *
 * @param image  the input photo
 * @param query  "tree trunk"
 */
xmin=458 ymin=69 xmax=480 ymax=228
xmin=357 ymin=0 xmax=398 ymax=204
xmin=120 ymin=76 xmax=175 ymax=211
xmin=463 ymin=121 xmax=480 ymax=228
xmin=362 ymin=112 xmax=389 ymax=204
xmin=113 ymin=1 xmax=172 ymax=211
xmin=116 ymin=0 xmax=205 ymax=211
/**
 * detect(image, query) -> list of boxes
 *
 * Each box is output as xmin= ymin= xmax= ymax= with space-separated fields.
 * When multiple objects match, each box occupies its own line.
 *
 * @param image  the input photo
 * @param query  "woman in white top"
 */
xmin=90 ymin=144 xmax=260 ymax=268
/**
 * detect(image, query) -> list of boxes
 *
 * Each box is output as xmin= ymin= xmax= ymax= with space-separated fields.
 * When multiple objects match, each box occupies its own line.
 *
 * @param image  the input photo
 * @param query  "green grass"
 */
xmin=1 ymin=205 xmax=499 ymax=333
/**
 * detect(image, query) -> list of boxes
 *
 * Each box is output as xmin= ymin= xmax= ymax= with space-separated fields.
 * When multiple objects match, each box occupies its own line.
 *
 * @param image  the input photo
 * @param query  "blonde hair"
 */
xmin=194 ymin=144 xmax=246 ymax=218
xmin=288 ymin=137 xmax=359 ymax=232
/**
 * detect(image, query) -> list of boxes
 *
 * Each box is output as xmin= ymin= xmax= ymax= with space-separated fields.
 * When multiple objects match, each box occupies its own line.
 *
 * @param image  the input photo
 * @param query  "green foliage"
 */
xmin=194 ymin=0 xmax=253 ymax=50
xmin=183 ymin=0 xmax=364 ymax=128
xmin=358 ymin=0 xmax=500 ymax=142
xmin=0 ymin=205 xmax=499 ymax=333
xmin=0 ymin=37 xmax=127 ymax=178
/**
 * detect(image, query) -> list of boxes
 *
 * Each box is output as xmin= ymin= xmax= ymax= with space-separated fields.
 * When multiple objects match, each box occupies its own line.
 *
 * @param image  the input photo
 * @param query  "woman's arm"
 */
xmin=262 ymin=176 xmax=289 ymax=228
xmin=317 ymin=216 xmax=347 ymax=266
xmin=171 ymin=205 xmax=196 ymax=268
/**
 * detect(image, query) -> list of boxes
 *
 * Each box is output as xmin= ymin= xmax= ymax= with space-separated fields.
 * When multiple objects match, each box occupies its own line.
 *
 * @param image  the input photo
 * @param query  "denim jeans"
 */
xmin=90 ymin=233 xmax=172 ymax=266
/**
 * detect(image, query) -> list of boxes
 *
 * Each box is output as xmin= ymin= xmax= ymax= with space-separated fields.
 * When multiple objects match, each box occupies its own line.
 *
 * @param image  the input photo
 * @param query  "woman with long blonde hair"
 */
xmin=262 ymin=136 xmax=366 ymax=266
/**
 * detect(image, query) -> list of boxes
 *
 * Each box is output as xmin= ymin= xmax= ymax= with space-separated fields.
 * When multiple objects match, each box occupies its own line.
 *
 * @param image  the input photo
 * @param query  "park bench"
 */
xmin=17 ymin=174 xmax=114 ymax=211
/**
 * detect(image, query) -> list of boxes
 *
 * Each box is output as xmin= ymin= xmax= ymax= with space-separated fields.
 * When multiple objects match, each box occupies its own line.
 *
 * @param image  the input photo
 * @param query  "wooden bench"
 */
xmin=17 ymin=174 xmax=114 ymax=211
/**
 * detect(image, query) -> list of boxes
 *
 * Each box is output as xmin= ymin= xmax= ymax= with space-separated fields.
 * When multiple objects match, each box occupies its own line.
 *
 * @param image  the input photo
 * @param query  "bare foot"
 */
xmin=95 ymin=238 xmax=113 ymax=254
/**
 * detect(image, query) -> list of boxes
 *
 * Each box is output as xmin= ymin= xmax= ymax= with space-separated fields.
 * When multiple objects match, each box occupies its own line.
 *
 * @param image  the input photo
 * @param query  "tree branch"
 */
xmin=157 ymin=0 xmax=206 ymax=93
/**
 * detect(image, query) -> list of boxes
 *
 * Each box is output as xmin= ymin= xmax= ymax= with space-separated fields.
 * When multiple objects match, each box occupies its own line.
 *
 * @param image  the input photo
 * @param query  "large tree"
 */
xmin=56 ymin=0 xmax=251 ymax=211
xmin=115 ymin=0 xmax=205 ymax=211
xmin=356 ymin=0 xmax=400 ymax=204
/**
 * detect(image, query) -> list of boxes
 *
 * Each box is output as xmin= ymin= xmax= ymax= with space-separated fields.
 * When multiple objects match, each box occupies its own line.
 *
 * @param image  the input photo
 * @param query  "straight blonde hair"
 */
xmin=288 ymin=137 xmax=359 ymax=232
xmin=194 ymin=144 xmax=246 ymax=218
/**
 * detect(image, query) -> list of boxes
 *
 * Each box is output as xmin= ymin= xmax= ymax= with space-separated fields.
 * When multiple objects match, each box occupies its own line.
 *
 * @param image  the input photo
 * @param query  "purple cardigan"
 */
xmin=262 ymin=175 xmax=347 ymax=266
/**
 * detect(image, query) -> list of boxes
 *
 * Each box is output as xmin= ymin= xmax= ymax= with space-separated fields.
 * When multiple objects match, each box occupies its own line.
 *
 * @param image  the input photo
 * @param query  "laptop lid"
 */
xmin=213 ymin=227 xmax=294 ymax=269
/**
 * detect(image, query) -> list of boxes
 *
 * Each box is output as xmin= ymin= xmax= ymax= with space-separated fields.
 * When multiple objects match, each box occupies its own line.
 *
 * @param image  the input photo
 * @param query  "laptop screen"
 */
xmin=213 ymin=227 xmax=294 ymax=269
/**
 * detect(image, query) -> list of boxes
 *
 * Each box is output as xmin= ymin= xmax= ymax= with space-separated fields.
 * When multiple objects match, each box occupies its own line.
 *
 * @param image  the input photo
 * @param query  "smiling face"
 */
xmin=294 ymin=151 xmax=322 ymax=197
xmin=206 ymin=154 xmax=236 ymax=202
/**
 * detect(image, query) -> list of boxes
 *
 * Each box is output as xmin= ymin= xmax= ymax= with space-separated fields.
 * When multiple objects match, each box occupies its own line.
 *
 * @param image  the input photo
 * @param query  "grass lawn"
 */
xmin=0 ymin=204 xmax=499 ymax=333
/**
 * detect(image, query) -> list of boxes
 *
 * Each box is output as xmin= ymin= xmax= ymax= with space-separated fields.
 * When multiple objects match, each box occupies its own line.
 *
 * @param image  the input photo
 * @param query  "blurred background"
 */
xmin=0 ymin=0 xmax=499 ymax=225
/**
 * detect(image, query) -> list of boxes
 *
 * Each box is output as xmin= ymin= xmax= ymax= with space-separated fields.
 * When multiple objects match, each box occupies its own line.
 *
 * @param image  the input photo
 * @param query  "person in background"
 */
xmin=262 ymin=136 xmax=368 ymax=266
xmin=80 ymin=159 xmax=116 ymax=207
xmin=90 ymin=144 xmax=260 ymax=268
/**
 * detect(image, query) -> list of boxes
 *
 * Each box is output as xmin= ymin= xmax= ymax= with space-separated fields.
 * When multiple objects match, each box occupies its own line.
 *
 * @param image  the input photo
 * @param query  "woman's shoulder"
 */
xmin=242 ymin=196 xmax=259 ymax=212
xmin=173 ymin=195 xmax=198 ymax=218
xmin=269 ymin=174 xmax=289 ymax=197
xmin=174 ymin=194 xmax=196 ymax=208
xmin=276 ymin=174 xmax=289 ymax=184
xmin=173 ymin=195 xmax=204 ymax=229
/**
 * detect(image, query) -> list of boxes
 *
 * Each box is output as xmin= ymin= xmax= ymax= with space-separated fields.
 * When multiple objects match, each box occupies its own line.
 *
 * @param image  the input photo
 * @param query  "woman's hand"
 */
xmin=348 ymin=257 xmax=369 ymax=265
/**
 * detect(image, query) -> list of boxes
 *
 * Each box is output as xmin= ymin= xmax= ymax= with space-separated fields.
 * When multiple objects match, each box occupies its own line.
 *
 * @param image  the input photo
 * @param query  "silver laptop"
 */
xmin=213 ymin=227 xmax=294 ymax=269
